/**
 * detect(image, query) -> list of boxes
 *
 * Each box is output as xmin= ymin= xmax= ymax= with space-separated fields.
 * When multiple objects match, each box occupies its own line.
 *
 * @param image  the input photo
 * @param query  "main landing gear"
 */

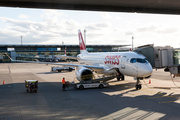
xmin=116 ymin=70 xmax=124 ymax=81
xmin=135 ymin=78 xmax=142 ymax=90
xmin=117 ymin=74 xmax=124 ymax=81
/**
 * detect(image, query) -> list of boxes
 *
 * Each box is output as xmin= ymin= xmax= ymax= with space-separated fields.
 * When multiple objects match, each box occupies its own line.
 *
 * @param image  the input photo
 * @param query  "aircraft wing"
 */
xmin=6 ymin=54 xmax=106 ymax=71
xmin=55 ymin=55 xmax=78 ymax=60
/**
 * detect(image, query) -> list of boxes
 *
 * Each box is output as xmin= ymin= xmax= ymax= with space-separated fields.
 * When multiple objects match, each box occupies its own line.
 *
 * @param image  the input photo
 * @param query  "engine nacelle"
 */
xmin=76 ymin=67 xmax=93 ymax=81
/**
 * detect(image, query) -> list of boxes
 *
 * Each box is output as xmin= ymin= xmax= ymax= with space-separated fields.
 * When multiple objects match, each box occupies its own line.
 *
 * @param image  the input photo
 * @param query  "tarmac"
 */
xmin=1 ymin=63 xmax=180 ymax=120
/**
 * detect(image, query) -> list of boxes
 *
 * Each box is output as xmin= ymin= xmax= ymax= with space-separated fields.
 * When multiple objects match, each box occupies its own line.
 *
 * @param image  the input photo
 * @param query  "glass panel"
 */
xmin=130 ymin=58 xmax=136 ymax=63
xmin=137 ymin=58 xmax=146 ymax=63
xmin=173 ymin=49 xmax=180 ymax=65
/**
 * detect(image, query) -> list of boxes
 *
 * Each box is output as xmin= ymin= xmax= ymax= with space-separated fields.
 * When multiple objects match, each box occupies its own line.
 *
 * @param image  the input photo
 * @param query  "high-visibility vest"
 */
xmin=62 ymin=79 xmax=66 ymax=84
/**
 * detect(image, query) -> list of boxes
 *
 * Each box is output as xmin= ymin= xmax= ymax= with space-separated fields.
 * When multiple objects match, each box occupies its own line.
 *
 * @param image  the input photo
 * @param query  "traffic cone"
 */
xmin=3 ymin=80 xmax=5 ymax=84
xmin=149 ymin=79 xmax=151 ymax=84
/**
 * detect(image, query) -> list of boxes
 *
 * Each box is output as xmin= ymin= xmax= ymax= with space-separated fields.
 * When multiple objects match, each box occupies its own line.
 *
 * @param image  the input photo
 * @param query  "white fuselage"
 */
xmin=77 ymin=51 xmax=153 ymax=78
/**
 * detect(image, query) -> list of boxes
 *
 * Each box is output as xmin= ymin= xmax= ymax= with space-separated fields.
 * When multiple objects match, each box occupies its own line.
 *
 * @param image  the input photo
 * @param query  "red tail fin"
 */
xmin=64 ymin=47 xmax=66 ymax=55
xmin=78 ymin=30 xmax=88 ymax=54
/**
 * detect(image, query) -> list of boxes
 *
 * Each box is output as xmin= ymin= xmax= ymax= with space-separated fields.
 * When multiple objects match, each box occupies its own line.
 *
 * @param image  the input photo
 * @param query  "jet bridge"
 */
xmin=135 ymin=44 xmax=180 ymax=77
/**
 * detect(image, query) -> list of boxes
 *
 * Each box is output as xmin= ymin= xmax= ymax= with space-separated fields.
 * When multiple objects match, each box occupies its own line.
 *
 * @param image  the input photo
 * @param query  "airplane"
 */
xmin=6 ymin=29 xmax=153 ymax=90
xmin=55 ymin=47 xmax=77 ymax=61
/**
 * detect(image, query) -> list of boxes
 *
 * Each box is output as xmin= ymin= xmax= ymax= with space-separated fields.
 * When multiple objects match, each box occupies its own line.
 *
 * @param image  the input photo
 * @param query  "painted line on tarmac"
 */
xmin=141 ymin=88 xmax=180 ymax=104
xmin=159 ymin=101 xmax=176 ymax=104
xmin=145 ymin=94 xmax=180 ymax=99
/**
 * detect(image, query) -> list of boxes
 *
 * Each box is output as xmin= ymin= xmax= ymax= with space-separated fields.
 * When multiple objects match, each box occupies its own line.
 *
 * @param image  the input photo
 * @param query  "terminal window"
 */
xmin=37 ymin=48 xmax=57 ymax=51
xmin=7 ymin=48 xmax=15 ymax=51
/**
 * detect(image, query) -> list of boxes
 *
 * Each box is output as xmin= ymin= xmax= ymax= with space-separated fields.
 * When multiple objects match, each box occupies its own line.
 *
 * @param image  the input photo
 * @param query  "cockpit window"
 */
xmin=130 ymin=58 xmax=136 ymax=63
xmin=137 ymin=58 xmax=146 ymax=63
xmin=144 ymin=58 xmax=149 ymax=63
xmin=130 ymin=58 xmax=148 ymax=63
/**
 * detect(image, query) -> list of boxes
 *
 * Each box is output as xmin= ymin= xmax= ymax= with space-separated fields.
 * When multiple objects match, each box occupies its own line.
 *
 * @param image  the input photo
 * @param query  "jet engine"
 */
xmin=76 ymin=67 xmax=93 ymax=81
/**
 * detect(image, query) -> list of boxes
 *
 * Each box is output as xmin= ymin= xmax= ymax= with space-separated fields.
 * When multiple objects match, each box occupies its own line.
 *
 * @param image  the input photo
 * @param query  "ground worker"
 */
xmin=62 ymin=77 xmax=66 ymax=91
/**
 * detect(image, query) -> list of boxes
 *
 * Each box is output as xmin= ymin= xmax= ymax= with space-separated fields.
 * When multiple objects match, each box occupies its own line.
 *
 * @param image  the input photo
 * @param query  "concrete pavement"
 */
xmin=1 ymin=63 xmax=180 ymax=120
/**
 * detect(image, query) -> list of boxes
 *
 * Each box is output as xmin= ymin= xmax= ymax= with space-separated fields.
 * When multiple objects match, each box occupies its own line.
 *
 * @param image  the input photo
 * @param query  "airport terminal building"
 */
xmin=0 ymin=44 xmax=129 ymax=53
xmin=0 ymin=44 xmax=129 ymax=62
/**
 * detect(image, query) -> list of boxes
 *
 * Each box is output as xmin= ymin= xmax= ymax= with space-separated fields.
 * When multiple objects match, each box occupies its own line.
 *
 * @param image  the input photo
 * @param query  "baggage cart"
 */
xmin=25 ymin=80 xmax=38 ymax=93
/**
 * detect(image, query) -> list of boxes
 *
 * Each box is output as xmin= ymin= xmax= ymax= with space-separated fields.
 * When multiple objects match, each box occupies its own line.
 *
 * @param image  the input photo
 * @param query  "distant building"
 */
xmin=0 ymin=44 xmax=130 ymax=62
xmin=0 ymin=44 xmax=129 ymax=53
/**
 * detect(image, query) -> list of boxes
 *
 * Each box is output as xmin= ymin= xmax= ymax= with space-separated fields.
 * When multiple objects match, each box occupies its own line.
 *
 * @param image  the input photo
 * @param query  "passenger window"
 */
xmin=130 ymin=58 xmax=136 ymax=63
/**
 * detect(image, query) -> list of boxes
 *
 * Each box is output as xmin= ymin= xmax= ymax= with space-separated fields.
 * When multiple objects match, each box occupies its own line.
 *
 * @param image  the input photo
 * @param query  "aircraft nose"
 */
xmin=144 ymin=65 xmax=153 ymax=76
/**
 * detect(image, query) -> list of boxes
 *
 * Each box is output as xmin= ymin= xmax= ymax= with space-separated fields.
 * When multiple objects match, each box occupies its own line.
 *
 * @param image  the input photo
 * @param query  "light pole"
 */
xmin=84 ymin=29 xmax=86 ymax=45
xmin=132 ymin=36 xmax=134 ymax=51
xmin=20 ymin=36 xmax=23 ymax=45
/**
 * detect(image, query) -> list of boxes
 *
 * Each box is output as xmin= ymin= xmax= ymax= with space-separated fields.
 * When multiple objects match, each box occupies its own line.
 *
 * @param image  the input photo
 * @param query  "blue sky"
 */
xmin=1 ymin=7 xmax=180 ymax=48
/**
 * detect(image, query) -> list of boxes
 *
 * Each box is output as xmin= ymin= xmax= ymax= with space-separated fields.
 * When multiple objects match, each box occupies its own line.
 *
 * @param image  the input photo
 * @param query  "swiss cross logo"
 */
xmin=104 ymin=55 xmax=121 ymax=65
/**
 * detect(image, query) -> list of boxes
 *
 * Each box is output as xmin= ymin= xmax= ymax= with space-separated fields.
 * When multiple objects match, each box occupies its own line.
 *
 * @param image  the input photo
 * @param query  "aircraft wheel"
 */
xmin=117 ymin=77 xmax=120 ymax=81
xmin=121 ymin=75 xmax=124 ymax=81
xmin=99 ymin=84 xmax=104 ymax=89
xmin=135 ymin=85 xmax=139 ymax=90
xmin=79 ymin=85 xmax=84 ymax=90
xmin=135 ymin=85 xmax=142 ymax=90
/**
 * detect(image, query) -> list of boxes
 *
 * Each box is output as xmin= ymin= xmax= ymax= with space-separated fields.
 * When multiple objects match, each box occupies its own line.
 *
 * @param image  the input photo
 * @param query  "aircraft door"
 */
xmin=121 ymin=56 xmax=126 ymax=69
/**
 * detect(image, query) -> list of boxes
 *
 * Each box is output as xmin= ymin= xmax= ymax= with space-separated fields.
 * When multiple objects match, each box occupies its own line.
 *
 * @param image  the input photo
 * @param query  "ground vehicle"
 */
xmin=65 ymin=77 xmax=110 ymax=90
xmin=25 ymin=80 xmax=38 ymax=93
xmin=51 ymin=66 xmax=75 ymax=72
xmin=76 ymin=82 xmax=109 ymax=90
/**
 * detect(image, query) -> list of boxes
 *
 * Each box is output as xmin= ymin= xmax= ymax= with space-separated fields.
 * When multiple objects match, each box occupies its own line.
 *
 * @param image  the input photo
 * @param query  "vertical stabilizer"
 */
xmin=64 ymin=47 xmax=66 ymax=55
xmin=78 ymin=30 xmax=88 ymax=54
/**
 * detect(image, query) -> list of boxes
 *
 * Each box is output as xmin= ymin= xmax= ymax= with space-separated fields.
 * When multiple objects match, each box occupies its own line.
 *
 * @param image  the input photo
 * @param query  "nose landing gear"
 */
xmin=135 ymin=78 xmax=142 ymax=90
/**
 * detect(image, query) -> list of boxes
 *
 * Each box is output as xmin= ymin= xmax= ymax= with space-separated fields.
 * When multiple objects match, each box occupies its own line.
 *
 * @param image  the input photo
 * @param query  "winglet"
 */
xmin=78 ymin=29 xmax=88 ymax=54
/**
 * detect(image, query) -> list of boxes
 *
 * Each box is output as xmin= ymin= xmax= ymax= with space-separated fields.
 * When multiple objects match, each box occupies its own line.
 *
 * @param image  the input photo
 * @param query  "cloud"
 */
xmin=0 ymin=10 xmax=81 ymax=44
xmin=157 ymin=28 xmax=179 ymax=34
xmin=18 ymin=14 xmax=30 ymax=19
xmin=100 ymin=13 xmax=112 ymax=19
xmin=137 ymin=25 xmax=158 ymax=32
xmin=60 ymin=32 xmax=76 ymax=37
xmin=86 ymin=33 xmax=104 ymax=38
xmin=136 ymin=25 xmax=179 ymax=35
xmin=125 ymin=31 xmax=134 ymax=36
xmin=115 ymin=16 xmax=123 ymax=20
xmin=113 ymin=39 xmax=129 ymax=43
xmin=0 ymin=17 xmax=38 ymax=30
xmin=86 ymin=22 xmax=111 ymax=31
xmin=40 ymin=10 xmax=64 ymax=18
